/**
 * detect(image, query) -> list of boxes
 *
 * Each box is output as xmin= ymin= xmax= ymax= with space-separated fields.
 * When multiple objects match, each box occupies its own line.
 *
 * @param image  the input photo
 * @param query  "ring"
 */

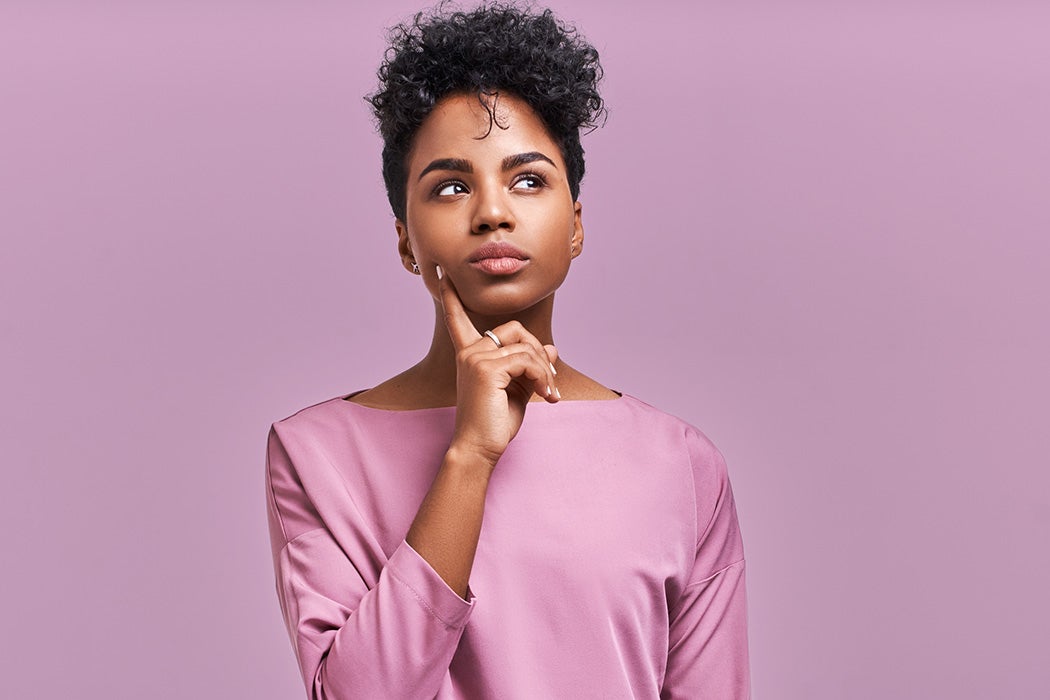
xmin=483 ymin=330 xmax=503 ymax=348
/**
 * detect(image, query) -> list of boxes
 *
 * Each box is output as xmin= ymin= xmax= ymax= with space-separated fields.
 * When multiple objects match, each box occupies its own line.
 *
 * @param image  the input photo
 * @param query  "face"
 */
xmin=395 ymin=91 xmax=584 ymax=317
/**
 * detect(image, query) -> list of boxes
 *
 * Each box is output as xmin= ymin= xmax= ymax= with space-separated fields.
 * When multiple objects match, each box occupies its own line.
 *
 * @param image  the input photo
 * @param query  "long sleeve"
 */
xmin=661 ymin=432 xmax=751 ymax=699
xmin=263 ymin=394 xmax=749 ymax=698
xmin=265 ymin=423 xmax=475 ymax=700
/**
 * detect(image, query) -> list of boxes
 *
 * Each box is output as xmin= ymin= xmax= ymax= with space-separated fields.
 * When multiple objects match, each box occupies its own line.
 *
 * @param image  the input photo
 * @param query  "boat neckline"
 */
xmin=337 ymin=389 xmax=627 ymax=414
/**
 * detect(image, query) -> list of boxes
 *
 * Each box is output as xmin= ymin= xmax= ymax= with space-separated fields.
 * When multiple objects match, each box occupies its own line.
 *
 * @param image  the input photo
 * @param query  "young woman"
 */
xmin=265 ymin=4 xmax=750 ymax=698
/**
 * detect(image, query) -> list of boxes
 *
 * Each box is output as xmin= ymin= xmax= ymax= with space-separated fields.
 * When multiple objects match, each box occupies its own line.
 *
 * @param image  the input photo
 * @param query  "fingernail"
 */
xmin=549 ymin=362 xmax=557 ymax=375
xmin=436 ymin=265 xmax=443 ymax=280
xmin=546 ymin=385 xmax=552 ymax=397
xmin=554 ymin=387 xmax=561 ymax=399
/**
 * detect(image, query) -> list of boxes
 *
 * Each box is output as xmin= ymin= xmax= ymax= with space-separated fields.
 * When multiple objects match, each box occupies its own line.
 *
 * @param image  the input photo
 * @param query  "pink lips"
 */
xmin=468 ymin=241 xmax=529 ymax=275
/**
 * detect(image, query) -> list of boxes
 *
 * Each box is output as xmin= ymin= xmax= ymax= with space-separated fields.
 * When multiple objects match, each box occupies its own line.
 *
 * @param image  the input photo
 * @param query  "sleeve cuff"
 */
xmin=385 ymin=539 xmax=476 ymax=630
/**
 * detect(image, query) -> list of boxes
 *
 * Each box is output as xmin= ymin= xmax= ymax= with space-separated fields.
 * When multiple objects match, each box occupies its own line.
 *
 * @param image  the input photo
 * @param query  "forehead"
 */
xmin=407 ymin=93 xmax=564 ymax=176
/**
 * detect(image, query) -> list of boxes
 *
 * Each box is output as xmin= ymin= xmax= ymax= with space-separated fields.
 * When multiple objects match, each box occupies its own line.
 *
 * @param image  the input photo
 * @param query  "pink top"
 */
xmin=265 ymin=392 xmax=749 ymax=699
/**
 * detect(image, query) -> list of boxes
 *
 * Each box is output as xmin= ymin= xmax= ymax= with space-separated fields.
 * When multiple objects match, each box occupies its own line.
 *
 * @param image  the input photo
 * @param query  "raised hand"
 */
xmin=402 ymin=266 xmax=558 ymax=599
xmin=437 ymin=265 xmax=559 ymax=467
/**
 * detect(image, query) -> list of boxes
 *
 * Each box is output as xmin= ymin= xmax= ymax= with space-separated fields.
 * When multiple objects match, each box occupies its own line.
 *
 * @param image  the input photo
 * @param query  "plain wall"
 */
xmin=2 ymin=1 xmax=1047 ymax=697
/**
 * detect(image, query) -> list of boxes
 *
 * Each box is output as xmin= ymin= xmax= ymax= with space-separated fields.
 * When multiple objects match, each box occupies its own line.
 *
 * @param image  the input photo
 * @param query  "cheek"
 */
xmin=407 ymin=230 xmax=460 ymax=271
xmin=559 ymin=210 xmax=577 ymax=249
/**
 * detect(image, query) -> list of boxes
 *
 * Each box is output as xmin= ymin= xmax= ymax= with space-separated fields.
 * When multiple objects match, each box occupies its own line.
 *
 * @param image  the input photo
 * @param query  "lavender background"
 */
xmin=2 ymin=1 xmax=1048 ymax=698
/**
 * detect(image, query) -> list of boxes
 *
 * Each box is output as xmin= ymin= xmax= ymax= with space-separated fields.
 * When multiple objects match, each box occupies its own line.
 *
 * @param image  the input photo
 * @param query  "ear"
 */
xmin=395 ymin=219 xmax=419 ymax=274
xmin=569 ymin=200 xmax=584 ymax=260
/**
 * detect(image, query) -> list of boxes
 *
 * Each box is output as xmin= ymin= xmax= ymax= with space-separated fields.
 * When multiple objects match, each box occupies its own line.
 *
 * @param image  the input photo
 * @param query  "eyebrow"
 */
xmin=417 ymin=151 xmax=557 ymax=181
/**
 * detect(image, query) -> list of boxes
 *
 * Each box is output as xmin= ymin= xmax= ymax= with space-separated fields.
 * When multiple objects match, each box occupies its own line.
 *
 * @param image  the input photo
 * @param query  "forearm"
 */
xmin=284 ymin=539 xmax=474 ymax=700
xmin=406 ymin=443 xmax=495 ymax=599
xmin=269 ymin=424 xmax=479 ymax=700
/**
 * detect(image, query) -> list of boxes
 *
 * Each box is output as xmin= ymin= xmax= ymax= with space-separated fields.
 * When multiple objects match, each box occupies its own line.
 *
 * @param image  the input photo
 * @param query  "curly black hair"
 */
xmin=367 ymin=1 xmax=606 ymax=221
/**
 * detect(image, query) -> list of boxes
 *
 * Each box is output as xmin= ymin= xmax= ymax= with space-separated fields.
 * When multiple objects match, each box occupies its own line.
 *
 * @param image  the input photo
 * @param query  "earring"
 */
xmin=411 ymin=262 xmax=420 ymax=274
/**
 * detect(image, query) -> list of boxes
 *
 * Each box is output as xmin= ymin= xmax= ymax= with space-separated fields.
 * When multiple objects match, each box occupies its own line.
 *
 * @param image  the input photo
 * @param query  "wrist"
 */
xmin=445 ymin=440 xmax=502 ymax=475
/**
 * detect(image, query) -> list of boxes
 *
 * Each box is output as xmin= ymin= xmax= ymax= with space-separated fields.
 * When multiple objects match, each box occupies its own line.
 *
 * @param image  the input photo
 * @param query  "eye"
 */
xmin=434 ymin=181 xmax=468 ymax=197
xmin=512 ymin=173 xmax=546 ymax=191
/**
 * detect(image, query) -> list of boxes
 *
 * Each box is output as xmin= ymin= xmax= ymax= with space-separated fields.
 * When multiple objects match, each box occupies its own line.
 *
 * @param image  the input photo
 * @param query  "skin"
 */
xmin=350 ymin=91 xmax=619 ymax=597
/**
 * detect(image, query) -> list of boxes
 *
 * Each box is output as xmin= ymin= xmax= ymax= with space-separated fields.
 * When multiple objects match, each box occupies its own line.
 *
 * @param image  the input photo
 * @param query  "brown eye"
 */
xmin=512 ymin=174 xmax=545 ymax=191
xmin=435 ymin=181 xmax=468 ymax=196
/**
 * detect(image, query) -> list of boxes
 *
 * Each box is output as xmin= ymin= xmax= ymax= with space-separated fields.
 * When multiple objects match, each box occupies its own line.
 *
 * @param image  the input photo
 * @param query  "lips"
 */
xmin=468 ymin=241 xmax=529 ymax=276
xmin=468 ymin=241 xmax=528 ymax=262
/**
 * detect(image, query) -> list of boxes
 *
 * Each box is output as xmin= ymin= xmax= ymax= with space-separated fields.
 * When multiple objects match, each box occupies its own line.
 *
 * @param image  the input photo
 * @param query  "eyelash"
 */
xmin=433 ymin=180 xmax=468 ymax=197
xmin=431 ymin=172 xmax=547 ymax=197
xmin=513 ymin=172 xmax=547 ymax=190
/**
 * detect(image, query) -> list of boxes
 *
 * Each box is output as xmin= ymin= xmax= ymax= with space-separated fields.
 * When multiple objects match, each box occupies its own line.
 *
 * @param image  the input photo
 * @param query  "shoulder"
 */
xmin=272 ymin=391 xmax=370 ymax=430
xmin=620 ymin=394 xmax=728 ymax=472
xmin=267 ymin=393 xmax=360 ymax=456
xmin=617 ymin=395 xmax=734 ymax=520
xmin=273 ymin=392 xmax=352 ymax=425
xmin=606 ymin=395 xmax=742 ymax=563
xmin=266 ymin=391 xmax=454 ymax=471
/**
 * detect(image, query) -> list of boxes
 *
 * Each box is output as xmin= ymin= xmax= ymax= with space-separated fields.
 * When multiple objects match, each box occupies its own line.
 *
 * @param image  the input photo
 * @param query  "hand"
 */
xmin=437 ymin=265 xmax=559 ymax=466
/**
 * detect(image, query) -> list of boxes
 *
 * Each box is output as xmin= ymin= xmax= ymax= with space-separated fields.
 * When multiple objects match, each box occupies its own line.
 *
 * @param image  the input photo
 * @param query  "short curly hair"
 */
xmin=367 ymin=1 xmax=606 ymax=221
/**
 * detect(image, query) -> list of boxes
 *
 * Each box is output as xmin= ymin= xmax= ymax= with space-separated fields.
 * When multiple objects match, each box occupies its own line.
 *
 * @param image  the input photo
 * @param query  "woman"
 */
xmin=265 ymin=3 xmax=750 ymax=697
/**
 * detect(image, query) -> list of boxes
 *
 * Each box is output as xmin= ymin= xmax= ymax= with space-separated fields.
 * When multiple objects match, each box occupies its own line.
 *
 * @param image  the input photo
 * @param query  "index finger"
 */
xmin=437 ymin=265 xmax=482 ymax=350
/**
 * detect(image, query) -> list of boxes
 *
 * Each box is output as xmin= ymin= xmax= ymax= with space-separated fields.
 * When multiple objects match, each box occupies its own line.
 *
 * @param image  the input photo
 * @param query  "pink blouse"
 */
xmin=265 ymin=393 xmax=749 ymax=698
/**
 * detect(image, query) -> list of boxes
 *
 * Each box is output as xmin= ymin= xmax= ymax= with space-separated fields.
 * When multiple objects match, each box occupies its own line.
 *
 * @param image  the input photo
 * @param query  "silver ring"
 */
xmin=483 ymin=330 xmax=503 ymax=348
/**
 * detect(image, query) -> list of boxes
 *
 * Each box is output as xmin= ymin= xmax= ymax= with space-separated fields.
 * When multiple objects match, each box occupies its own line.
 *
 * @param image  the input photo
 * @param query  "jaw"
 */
xmin=429 ymin=290 xmax=558 ymax=344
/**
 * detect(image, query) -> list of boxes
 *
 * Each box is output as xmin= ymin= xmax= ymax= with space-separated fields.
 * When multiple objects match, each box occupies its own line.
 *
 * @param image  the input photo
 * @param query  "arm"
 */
xmin=661 ymin=437 xmax=751 ymax=699
xmin=267 ymin=425 xmax=475 ymax=700
xmin=406 ymin=264 xmax=559 ymax=598
xmin=266 ymin=266 xmax=560 ymax=699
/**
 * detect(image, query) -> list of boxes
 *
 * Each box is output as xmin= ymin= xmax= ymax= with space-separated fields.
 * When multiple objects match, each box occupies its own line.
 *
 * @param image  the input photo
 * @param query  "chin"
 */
xmin=461 ymin=285 xmax=555 ymax=318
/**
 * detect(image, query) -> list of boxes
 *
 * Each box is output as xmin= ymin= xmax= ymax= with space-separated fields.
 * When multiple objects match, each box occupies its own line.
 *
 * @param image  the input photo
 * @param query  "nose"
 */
xmin=470 ymin=183 xmax=515 ymax=234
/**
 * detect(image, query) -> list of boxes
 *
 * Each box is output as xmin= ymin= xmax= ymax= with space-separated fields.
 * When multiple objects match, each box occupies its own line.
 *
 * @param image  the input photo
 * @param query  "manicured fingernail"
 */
xmin=546 ymin=385 xmax=552 ymax=397
xmin=554 ymin=387 xmax=561 ymax=399
xmin=436 ymin=265 xmax=443 ymax=280
xmin=549 ymin=362 xmax=557 ymax=375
